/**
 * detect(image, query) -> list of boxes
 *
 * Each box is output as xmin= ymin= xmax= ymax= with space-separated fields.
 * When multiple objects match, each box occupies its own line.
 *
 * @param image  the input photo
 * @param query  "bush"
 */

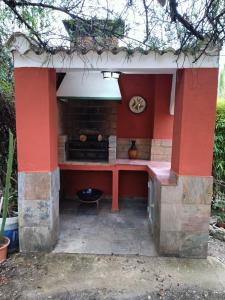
xmin=213 ymin=99 xmax=225 ymax=181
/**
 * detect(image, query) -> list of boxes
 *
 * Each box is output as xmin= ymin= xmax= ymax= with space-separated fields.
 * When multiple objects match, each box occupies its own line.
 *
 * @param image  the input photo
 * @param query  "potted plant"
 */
xmin=0 ymin=130 xmax=15 ymax=262
xmin=0 ymin=190 xmax=18 ymax=254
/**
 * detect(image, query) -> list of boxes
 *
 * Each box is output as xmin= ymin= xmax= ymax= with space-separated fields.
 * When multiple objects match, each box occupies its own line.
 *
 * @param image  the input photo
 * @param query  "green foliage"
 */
xmin=219 ymin=64 xmax=225 ymax=99
xmin=213 ymin=100 xmax=225 ymax=181
xmin=0 ymin=2 xmax=55 ymax=100
xmin=0 ymin=48 xmax=13 ymax=99
xmin=19 ymin=4 xmax=53 ymax=34
xmin=217 ymin=212 xmax=225 ymax=225
xmin=0 ymin=96 xmax=16 ymax=190
xmin=0 ymin=130 xmax=15 ymax=238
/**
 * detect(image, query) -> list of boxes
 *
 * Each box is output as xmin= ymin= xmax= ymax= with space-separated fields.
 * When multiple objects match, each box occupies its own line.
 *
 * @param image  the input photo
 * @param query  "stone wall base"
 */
xmin=152 ymin=175 xmax=212 ymax=258
xmin=18 ymin=168 xmax=60 ymax=252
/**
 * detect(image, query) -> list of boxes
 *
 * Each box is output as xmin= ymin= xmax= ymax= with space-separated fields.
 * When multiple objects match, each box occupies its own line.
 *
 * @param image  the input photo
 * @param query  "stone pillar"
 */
xmin=58 ymin=135 xmax=67 ymax=163
xmin=150 ymin=75 xmax=174 ymax=161
xmin=156 ymin=68 xmax=218 ymax=257
xmin=14 ymin=68 xmax=59 ymax=252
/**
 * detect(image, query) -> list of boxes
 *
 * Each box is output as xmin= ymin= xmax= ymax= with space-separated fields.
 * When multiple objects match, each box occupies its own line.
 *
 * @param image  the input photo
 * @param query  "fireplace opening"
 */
xmin=66 ymin=134 xmax=109 ymax=162
xmin=58 ymin=99 xmax=118 ymax=163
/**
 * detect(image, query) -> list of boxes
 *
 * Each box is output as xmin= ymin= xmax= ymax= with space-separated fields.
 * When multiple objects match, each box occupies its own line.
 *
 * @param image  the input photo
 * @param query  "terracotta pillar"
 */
xmin=150 ymin=74 xmax=174 ymax=161
xmin=171 ymin=68 xmax=218 ymax=176
xmin=112 ymin=169 xmax=119 ymax=211
xmin=156 ymin=68 xmax=218 ymax=258
xmin=15 ymin=68 xmax=59 ymax=252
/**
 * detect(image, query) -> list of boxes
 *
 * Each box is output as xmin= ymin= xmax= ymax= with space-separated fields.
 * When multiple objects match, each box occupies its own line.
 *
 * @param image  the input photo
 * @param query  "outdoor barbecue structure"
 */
xmin=9 ymin=32 xmax=219 ymax=258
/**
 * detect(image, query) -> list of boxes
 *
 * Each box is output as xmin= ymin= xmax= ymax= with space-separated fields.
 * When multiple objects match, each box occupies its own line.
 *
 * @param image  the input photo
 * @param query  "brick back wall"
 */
xmin=60 ymin=100 xmax=117 ymax=137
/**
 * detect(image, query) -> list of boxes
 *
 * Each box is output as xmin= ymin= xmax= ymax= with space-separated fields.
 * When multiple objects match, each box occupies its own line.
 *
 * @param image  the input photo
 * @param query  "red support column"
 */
xmin=171 ymin=68 xmax=218 ymax=176
xmin=158 ymin=68 xmax=219 ymax=258
xmin=14 ymin=67 xmax=58 ymax=172
xmin=112 ymin=169 xmax=119 ymax=211
xmin=14 ymin=67 xmax=59 ymax=252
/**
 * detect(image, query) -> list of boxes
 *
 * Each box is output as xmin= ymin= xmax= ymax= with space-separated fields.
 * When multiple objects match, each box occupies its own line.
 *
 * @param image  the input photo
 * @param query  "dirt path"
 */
xmin=1 ymin=239 xmax=225 ymax=300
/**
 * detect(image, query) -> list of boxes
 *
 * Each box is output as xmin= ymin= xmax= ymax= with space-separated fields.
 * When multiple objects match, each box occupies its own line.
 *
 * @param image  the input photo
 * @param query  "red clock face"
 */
xmin=129 ymin=96 xmax=147 ymax=114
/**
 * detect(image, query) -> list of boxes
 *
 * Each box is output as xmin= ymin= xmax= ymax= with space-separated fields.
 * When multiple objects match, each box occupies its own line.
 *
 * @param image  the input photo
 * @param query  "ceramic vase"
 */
xmin=128 ymin=140 xmax=138 ymax=159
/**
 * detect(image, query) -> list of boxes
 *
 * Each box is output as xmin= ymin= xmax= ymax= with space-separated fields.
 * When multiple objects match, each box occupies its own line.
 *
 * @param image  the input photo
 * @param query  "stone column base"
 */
xmin=18 ymin=168 xmax=60 ymax=252
xmin=152 ymin=175 xmax=212 ymax=258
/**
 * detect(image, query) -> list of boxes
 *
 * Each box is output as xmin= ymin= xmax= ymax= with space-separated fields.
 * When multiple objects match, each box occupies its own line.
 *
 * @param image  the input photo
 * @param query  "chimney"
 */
xmin=63 ymin=18 xmax=125 ymax=50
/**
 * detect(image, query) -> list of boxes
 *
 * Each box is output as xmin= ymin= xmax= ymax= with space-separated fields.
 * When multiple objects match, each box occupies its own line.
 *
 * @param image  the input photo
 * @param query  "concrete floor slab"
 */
xmin=53 ymin=198 xmax=157 ymax=256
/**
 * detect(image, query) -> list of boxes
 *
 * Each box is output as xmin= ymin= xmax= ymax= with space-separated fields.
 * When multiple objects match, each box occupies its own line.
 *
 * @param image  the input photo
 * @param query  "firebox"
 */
xmin=58 ymin=99 xmax=117 ymax=163
xmin=66 ymin=135 xmax=109 ymax=162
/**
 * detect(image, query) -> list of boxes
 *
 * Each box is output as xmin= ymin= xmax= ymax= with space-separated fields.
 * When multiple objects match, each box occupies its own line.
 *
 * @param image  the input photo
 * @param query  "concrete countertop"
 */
xmin=59 ymin=159 xmax=177 ymax=186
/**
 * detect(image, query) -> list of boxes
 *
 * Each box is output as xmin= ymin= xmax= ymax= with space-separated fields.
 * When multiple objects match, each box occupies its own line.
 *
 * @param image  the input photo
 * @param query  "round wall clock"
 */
xmin=129 ymin=96 xmax=147 ymax=114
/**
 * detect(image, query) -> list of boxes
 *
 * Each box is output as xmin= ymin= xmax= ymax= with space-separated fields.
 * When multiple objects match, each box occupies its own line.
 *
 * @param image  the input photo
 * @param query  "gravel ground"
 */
xmin=208 ymin=235 xmax=225 ymax=264
xmin=0 ymin=238 xmax=225 ymax=300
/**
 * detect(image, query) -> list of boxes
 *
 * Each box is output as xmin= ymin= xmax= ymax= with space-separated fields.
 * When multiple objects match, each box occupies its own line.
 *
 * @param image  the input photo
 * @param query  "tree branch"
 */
xmin=2 ymin=0 xmax=224 ymax=59
xmin=3 ymin=0 xmax=85 ymax=21
xmin=4 ymin=0 xmax=47 ymax=48
xmin=169 ymin=0 xmax=204 ymax=40
xmin=142 ymin=0 xmax=149 ymax=43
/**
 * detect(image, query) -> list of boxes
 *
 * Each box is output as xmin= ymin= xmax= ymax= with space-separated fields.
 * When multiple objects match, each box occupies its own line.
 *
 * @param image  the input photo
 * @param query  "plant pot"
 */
xmin=0 ymin=216 xmax=19 ymax=253
xmin=0 ymin=236 xmax=10 ymax=263
xmin=128 ymin=140 xmax=138 ymax=159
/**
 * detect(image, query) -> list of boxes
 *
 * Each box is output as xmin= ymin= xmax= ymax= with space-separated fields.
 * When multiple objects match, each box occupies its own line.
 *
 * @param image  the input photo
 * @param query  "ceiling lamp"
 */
xmin=102 ymin=71 xmax=121 ymax=80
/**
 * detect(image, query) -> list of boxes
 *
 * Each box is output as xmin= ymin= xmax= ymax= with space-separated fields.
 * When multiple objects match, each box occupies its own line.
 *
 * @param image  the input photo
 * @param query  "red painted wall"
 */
xmin=61 ymin=170 xmax=148 ymax=199
xmin=117 ymin=74 xmax=173 ymax=139
xmin=119 ymin=171 xmax=148 ymax=197
xmin=171 ymin=68 xmax=218 ymax=176
xmin=117 ymin=74 xmax=155 ymax=138
xmin=14 ymin=68 xmax=58 ymax=172
xmin=153 ymin=75 xmax=173 ymax=139
xmin=61 ymin=171 xmax=112 ymax=198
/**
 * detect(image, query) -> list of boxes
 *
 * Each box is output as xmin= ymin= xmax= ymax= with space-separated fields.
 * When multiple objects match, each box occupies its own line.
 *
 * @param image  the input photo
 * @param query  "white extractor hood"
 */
xmin=57 ymin=71 xmax=121 ymax=100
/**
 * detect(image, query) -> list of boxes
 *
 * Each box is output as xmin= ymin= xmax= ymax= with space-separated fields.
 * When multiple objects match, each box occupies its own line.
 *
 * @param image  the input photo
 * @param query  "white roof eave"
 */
xmin=8 ymin=33 xmax=220 ymax=70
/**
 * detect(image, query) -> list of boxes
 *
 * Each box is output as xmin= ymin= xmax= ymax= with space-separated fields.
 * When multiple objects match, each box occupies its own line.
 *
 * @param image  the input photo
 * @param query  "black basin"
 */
xmin=77 ymin=188 xmax=103 ymax=202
